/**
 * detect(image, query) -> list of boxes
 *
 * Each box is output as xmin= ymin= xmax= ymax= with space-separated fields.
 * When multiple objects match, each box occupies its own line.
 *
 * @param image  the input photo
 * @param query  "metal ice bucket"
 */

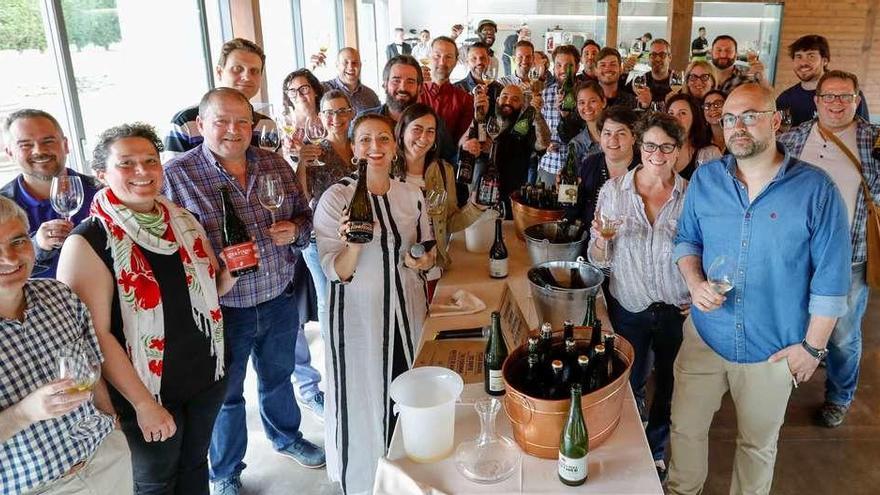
xmin=523 ymin=221 xmax=587 ymax=266
xmin=527 ymin=260 xmax=604 ymax=330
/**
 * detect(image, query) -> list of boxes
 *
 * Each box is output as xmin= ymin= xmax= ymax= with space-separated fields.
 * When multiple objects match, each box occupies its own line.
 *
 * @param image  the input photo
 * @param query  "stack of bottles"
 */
xmin=529 ymin=263 xmax=589 ymax=290
xmin=528 ymin=218 xmax=586 ymax=244
xmin=516 ymin=183 xmax=564 ymax=210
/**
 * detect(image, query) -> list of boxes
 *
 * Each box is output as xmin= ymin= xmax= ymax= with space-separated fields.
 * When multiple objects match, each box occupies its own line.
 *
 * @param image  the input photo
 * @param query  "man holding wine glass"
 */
xmin=163 ymin=88 xmax=324 ymax=494
xmin=632 ymin=39 xmax=675 ymax=109
xmin=2 ymin=109 xmax=101 ymax=279
xmin=0 ymin=196 xmax=133 ymax=494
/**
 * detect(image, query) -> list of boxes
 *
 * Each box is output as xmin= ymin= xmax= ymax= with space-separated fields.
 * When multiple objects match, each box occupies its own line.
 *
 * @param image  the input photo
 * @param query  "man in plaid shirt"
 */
xmin=779 ymin=69 xmax=880 ymax=428
xmin=163 ymin=88 xmax=323 ymax=495
xmin=0 ymin=196 xmax=132 ymax=494
xmin=536 ymin=44 xmax=581 ymax=186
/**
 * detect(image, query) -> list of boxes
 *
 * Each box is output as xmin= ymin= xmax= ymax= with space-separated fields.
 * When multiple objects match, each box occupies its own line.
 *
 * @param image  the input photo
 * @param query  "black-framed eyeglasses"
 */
xmin=286 ymin=85 xmax=312 ymax=96
xmin=320 ymin=107 xmax=353 ymax=117
xmin=688 ymin=74 xmax=712 ymax=82
xmin=720 ymin=110 xmax=775 ymax=129
xmin=649 ymin=52 xmax=669 ymax=59
xmin=817 ymin=93 xmax=858 ymax=103
xmin=703 ymin=101 xmax=724 ymax=110
xmin=641 ymin=142 xmax=677 ymax=154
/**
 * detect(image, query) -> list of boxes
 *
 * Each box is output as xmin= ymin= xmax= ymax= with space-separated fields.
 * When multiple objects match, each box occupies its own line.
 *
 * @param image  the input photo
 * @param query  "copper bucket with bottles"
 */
xmin=501 ymin=324 xmax=634 ymax=459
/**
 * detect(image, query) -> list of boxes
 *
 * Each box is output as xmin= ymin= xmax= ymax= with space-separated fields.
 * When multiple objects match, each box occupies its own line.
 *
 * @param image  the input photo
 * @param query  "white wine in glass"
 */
xmin=50 ymin=175 xmax=84 ymax=221
xmin=707 ymin=255 xmax=736 ymax=295
xmin=57 ymin=344 xmax=109 ymax=440
xmin=257 ymin=173 xmax=285 ymax=224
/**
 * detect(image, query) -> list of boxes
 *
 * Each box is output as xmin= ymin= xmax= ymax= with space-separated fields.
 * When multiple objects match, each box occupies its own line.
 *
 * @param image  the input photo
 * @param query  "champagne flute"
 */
xmin=57 ymin=344 xmax=108 ymax=440
xmin=50 ymin=175 xmax=84 ymax=222
xmin=305 ymin=118 xmax=328 ymax=167
xmin=258 ymin=124 xmax=280 ymax=152
xmin=707 ymin=255 xmax=735 ymax=295
xmin=257 ymin=172 xmax=285 ymax=225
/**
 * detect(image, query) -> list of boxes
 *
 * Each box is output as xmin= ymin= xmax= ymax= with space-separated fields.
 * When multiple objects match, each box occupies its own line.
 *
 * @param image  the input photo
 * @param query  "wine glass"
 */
xmin=707 ymin=255 xmax=735 ymax=295
xmin=746 ymin=41 xmax=761 ymax=64
xmin=258 ymin=124 xmax=280 ymax=152
xmin=257 ymin=172 xmax=285 ymax=225
xmin=779 ymin=108 xmax=793 ymax=134
xmin=305 ymin=118 xmax=328 ymax=167
xmin=50 ymin=175 xmax=84 ymax=221
xmin=633 ymin=74 xmax=648 ymax=94
xmin=528 ymin=66 xmax=540 ymax=82
xmin=669 ymin=70 xmax=684 ymax=93
xmin=57 ymin=344 xmax=108 ymax=440
xmin=425 ymin=189 xmax=447 ymax=216
xmin=482 ymin=66 xmax=498 ymax=85
xmin=598 ymin=210 xmax=623 ymax=266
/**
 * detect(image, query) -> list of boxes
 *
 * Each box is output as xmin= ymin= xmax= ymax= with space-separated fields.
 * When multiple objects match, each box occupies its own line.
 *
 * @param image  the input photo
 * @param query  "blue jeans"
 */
xmin=609 ymin=300 xmax=684 ymax=461
xmin=209 ymin=287 xmax=303 ymax=481
xmin=825 ymin=263 xmax=868 ymax=407
xmin=293 ymin=241 xmax=325 ymax=400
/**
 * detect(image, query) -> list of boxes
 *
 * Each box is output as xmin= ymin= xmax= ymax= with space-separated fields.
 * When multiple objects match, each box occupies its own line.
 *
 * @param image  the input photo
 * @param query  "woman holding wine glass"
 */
xmin=587 ymin=112 xmax=690 ymax=479
xmin=281 ymin=68 xmax=325 ymax=169
xmin=314 ymin=114 xmax=435 ymax=494
xmin=702 ymin=89 xmax=727 ymax=153
xmin=57 ymin=123 xmax=240 ymax=494
xmin=665 ymin=93 xmax=722 ymax=180
xmin=395 ymin=104 xmax=483 ymax=272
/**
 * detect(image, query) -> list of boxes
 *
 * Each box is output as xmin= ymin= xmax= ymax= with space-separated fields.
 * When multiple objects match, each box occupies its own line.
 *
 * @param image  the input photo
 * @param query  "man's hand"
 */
xmin=530 ymin=92 xmax=544 ymax=112
xmin=688 ymin=280 xmax=725 ymax=312
xmin=134 ymin=399 xmax=176 ymax=442
xmin=474 ymin=91 xmax=489 ymax=115
xmin=15 ymin=379 xmax=90 ymax=423
xmin=36 ymin=219 xmax=74 ymax=250
xmin=268 ymin=220 xmax=300 ymax=246
xmin=461 ymin=138 xmax=481 ymax=156
xmin=421 ymin=65 xmax=432 ymax=83
xmin=635 ymin=85 xmax=652 ymax=109
xmin=768 ymin=344 xmax=820 ymax=385
xmin=310 ymin=52 xmax=327 ymax=68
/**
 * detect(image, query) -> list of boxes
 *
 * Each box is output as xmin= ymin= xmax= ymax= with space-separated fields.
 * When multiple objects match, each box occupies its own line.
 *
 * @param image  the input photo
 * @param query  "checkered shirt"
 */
xmin=0 ymin=279 xmax=111 ymax=494
xmin=162 ymin=144 xmax=313 ymax=308
xmin=779 ymin=118 xmax=880 ymax=264
xmin=538 ymin=80 xmax=567 ymax=175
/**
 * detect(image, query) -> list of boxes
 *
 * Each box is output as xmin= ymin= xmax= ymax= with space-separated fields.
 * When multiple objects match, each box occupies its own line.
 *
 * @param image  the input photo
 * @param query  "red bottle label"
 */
xmin=223 ymin=242 xmax=258 ymax=271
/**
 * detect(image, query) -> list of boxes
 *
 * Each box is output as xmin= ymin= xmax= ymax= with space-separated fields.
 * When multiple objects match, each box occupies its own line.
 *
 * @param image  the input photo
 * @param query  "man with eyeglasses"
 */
xmin=164 ymin=38 xmax=275 ymax=159
xmin=632 ymin=39 xmax=674 ymax=109
xmin=778 ymin=69 xmax=879 ymax=429
xmin=776 ymin=35 xmax=870 ymax=128
xmin=310 ymin=47 xmax=380 ymax=114
xmin=668 ymin=83 xmax=851 ymax=495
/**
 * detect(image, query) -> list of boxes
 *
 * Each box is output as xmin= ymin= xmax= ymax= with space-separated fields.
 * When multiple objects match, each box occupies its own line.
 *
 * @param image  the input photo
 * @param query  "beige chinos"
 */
xmin=666 ymin=317 xmax=794 ymax=495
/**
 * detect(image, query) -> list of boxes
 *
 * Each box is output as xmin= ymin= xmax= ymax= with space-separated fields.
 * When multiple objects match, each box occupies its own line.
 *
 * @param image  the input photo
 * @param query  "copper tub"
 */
xmin=502 ymin=327 xmax=634 ymax=459
xmin=510 ymin=192 xmax=566 ymax=241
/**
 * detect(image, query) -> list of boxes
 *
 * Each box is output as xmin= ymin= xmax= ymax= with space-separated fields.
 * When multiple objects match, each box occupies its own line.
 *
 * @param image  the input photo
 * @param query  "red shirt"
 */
xmin=419 ymin=82 xmax=474 ymax=143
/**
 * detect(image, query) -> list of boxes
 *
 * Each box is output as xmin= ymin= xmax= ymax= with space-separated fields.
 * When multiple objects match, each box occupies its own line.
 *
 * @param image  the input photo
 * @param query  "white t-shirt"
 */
xmin=800 ymin=122 xmax=861 ymax=227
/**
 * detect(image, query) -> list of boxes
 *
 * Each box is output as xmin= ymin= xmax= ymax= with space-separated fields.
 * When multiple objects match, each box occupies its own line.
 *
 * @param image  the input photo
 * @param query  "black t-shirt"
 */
xmin=691 ymin=37 xmax=708 ymax=56
xmin=73 ymin=218 xmax=219 ymax=415
xmin=646 ymin=73 xmax=673 ymax=102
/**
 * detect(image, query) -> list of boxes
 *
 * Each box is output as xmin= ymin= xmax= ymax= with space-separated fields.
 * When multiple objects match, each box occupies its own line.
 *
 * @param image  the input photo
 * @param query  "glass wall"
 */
xmin=618 ymin=0 xmax=669 ymax=53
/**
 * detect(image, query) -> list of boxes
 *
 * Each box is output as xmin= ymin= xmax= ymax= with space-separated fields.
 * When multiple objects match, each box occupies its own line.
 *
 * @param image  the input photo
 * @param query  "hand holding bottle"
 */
xmin=404 ymin=244 xmax=436 ymax=271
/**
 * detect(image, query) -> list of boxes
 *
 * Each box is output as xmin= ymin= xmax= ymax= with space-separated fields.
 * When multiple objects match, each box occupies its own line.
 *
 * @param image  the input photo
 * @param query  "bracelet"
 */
xmin=801 ymin=339 xmax=828 ymax=360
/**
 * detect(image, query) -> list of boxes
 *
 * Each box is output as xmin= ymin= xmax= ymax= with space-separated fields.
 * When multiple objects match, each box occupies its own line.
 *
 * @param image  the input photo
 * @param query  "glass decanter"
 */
xmin=454 ymin=397 xmax=521 ymax=484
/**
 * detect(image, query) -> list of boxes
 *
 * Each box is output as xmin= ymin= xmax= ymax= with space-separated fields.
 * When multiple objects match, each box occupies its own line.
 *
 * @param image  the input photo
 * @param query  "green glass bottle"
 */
xmin=484 ymin=311 xmax=509 ymax=396
xmin=583 ymin=294 xmax=597 ymax=328
xmin=346 ymin=158 xmax=375 ymax=243
xmin=558 ymin=383 xmax=589 ymax=486
xmin=557 ymin=142 xmax=579 ymax=205
xmin=560 ymin=64 xmax=577 ymax=113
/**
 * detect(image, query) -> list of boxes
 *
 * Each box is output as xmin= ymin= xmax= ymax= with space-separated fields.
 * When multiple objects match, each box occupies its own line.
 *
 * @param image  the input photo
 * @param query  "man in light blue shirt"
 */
xmin=667 ymin=83 xmax=851 ymax=495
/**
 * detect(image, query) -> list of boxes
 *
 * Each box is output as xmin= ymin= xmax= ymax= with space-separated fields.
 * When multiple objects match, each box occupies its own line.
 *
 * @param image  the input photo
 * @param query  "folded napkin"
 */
xmin=429 ymin=289 xmax=486 ymax=317
xmin=624 ymin=62 xmax=653 ymax=85
xmin=374 ymin=457 xmax=449 ymax=495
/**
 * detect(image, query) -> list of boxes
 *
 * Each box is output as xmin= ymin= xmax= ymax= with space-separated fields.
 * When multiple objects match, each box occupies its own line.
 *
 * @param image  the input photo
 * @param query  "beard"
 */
xmin=795 ymin=66 xmax=820 ymax=83
xmin=386 ymin=90 xmax=416 ymax=112
xmin=726 ymin=130 xmax=770 ymax=159
xmin=498 ymin=104 xmax=519 ymax=119
xmin=24 ymin=155 xmax=64 ymax=181
xmin=713 ymin=57 xmax=734 ymax=70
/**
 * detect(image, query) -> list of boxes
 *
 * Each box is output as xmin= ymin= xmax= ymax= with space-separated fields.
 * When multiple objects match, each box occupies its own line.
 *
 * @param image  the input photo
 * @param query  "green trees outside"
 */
xmin=0 ymin=0 xmax=121 ymax=52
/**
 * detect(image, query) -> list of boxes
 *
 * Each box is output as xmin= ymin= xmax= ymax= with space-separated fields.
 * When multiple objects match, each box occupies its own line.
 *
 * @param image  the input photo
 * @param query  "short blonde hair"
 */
xmin=683 ymin=60 xmax=717 ymax=96
xmin=0 ymin=196 xmax=30 ymax=232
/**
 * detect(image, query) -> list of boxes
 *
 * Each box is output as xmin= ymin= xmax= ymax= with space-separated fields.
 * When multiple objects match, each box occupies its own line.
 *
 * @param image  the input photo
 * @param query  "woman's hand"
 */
xmin=297 ymin=143 xmax=323 ymax=164
xmin=134 ymin=399 xmax=176 ymax=442
xmin=404 ymin=246 xmax=436 ymax=272
xmin=469 ymin=191 xmax=489 ymax=211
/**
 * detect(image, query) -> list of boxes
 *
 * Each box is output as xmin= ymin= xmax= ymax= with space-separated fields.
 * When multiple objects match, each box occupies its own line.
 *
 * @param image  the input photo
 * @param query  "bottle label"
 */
xmin=558 ymin=453 xmax=588 ymax=482
xmin=488 ymin=369 xmax=505 ymax=392
xmin=478 ymin=123 xmax=487 ymax=142
xmin=346 ymin=221 xmax=374 ymax=242
xmin=557 ymin=183 xmax=578 ymax=205
xmin=223 ymin=242 xmax=258 ymax=271
xmin=489 ymin=257 xmax=508 ymax=277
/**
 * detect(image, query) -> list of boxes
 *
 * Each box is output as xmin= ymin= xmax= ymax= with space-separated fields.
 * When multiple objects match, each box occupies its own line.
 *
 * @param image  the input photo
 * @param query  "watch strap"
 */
xmin=801 ymin=339 xmax=827 ymax=360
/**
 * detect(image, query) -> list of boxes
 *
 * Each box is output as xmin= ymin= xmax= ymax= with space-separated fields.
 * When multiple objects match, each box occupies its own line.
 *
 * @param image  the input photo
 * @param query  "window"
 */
xmin=618 ymin=0 xmax=669 ymax=54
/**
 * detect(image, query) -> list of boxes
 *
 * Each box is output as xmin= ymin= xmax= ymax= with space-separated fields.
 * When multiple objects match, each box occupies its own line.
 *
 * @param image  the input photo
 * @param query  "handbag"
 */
xmin=817 ymin=123 xmax=880 ymax=288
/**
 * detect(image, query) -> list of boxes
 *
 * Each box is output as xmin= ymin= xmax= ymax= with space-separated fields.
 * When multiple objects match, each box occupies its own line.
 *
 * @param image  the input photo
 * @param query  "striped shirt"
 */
xmin=588 ymin=167 xmax=690 ymax=312
xmin=162 ymin=144 xmax=312 ymax=308
xmin=163 ymin=105 xmax=276 ymax=158
xmin=0 ymin=280 xmax=112 ymax=494
xmin=538 ymin=80 xmax=566 ymax=175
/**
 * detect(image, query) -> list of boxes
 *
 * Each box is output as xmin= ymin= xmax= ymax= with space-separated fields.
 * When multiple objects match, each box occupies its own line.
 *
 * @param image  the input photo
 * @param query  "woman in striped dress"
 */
xmin=314 ymin=114 xmax=435 ymax=494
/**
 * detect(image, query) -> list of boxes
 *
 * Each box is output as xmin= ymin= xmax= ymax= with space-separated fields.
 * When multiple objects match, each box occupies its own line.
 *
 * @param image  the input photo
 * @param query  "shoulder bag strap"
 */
xmin=816 ymin=123 xmax=874 ymax=204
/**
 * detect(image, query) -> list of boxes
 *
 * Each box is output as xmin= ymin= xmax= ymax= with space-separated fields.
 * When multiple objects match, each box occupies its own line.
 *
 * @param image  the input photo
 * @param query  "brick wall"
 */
xmin=774 ymin=0 xmax=879 ymax=115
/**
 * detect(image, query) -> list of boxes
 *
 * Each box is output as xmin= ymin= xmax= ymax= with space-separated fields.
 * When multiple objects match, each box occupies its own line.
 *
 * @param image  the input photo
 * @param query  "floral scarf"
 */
xmin=91 ymin=188 xmax=224 ymax=401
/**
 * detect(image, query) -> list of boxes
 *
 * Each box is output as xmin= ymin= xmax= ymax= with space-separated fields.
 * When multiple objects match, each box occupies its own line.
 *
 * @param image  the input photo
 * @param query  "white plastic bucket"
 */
xmin=464 ymin=209 xmax=499 ymax=253
xmin=390 ymin=366 xmax=464 ymax=463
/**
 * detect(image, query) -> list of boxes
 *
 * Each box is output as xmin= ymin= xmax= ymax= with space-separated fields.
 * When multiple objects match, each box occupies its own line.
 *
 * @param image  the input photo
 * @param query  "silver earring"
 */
xmin=351 ymin=157 xmax=358 ymax=165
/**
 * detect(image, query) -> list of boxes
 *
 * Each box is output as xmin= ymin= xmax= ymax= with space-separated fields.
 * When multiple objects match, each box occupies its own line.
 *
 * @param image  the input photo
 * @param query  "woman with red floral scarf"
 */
xmin=57 ymin=123 xmax=240 ymax=495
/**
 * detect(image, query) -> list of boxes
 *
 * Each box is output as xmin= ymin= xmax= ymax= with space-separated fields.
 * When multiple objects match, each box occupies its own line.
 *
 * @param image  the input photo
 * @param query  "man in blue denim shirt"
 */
xmin=667 ymin=84 xmax=851 ymax=495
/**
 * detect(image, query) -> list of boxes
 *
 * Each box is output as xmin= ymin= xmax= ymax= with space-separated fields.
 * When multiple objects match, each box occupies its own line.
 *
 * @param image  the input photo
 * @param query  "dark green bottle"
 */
xmin=484 ymin=311 xmax=509 ymax=396
xmin=557 ymin=142 xmax=579 ymax=205
xmin=578 ymin=355 xmax=591 ymax=392
xmin=583 ymin=294 xmax=597 ymax=328
xmin=560 ymin=64 xmax=577 ymax=113
xmin=538 ymin=322 xmax=553 ymax=366
xmin=219 ymin=186 xmax=259 ymax=277
xmin=346 ymin=159 xmax=374 ymax=243
xmin=558 ymin=383 xmax=589 ymax=486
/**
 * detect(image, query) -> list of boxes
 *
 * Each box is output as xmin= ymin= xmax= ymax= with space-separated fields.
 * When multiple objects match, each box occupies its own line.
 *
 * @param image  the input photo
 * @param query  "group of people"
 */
xmin=0 ymin=17 xmax=875 ymax=495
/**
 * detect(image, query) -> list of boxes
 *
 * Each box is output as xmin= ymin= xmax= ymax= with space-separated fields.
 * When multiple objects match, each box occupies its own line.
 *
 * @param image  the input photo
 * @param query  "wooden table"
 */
xmin=383 ymin=222 xmax=663 ymax=494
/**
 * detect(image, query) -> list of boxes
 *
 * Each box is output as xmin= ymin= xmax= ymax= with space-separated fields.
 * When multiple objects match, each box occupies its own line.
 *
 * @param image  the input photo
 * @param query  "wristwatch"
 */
xmin=801 ymin=339 xmax=828 ymax=360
